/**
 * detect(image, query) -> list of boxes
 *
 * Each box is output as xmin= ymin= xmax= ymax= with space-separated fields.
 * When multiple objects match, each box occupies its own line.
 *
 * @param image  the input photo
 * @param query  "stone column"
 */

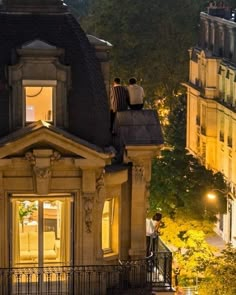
xmin=126 ymin=148 xmax=154 ymax=260
xmin=128 ymin=163 xmax=147 ymax=259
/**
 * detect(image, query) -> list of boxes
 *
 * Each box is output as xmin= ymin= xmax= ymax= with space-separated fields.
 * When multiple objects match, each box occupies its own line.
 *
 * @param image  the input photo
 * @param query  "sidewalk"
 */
xmin=206 ymin=233 xmax=226 ymax=255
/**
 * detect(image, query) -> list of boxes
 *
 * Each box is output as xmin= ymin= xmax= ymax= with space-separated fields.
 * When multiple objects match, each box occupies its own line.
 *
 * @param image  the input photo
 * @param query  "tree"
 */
xmin=150 ymin=94 xmax=227 ymax=220
xmin=173 ymin=229 xmax=214 ymax=287
xmin=80 ymin=0 xmax=206 ymax=98
xmin=198 ymin=245 xmax=236 ymax=295
xmin=19 ymin=201 xmax=37 ymax=232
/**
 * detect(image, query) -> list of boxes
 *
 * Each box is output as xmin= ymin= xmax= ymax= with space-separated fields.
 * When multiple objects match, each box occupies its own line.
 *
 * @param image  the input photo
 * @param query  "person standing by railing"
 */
xmin=146 ymin=212 xmax=162 ymax=257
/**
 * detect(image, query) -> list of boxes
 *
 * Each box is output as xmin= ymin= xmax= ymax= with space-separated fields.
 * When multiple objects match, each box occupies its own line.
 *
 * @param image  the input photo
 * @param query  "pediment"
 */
xmin=0 ymin=121 xmax=114 ymax=165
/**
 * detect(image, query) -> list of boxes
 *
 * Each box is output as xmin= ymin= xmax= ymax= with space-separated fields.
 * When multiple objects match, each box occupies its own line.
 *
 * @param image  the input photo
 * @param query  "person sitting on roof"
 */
xmin=127 ymin=77 xmax=145 ymax=110
xmin=110 ymin=77 xmax=129 ymax=131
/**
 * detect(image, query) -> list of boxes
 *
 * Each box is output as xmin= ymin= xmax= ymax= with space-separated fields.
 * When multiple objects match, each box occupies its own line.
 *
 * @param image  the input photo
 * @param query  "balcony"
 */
xmin=0 ymin=239 xmax=173 ymax=295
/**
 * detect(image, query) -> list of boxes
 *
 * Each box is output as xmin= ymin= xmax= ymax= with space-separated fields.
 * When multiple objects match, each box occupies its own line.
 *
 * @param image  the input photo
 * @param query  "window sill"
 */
xmin=103 ymin=252 xmax=119 ymax=262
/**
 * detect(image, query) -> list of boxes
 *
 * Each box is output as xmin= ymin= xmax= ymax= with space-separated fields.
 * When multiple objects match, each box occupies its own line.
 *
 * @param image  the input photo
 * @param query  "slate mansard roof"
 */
xmin=0 ymin=3 xmax=111 ymax=148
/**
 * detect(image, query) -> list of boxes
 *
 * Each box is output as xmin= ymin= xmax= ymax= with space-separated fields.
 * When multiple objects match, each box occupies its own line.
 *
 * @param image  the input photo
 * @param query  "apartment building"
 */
xmin=185 ymin=5 xmax=236 ymax=246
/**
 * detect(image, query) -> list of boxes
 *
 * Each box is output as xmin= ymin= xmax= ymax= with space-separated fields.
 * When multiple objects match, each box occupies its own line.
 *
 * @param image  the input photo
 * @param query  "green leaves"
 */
xmin=150 ymin=92 xmax=227 ymax=220
xmin=79 ymin=0 xmax=206 ymax=97
xmin=198 ymin=245 xmax=236 ymax=295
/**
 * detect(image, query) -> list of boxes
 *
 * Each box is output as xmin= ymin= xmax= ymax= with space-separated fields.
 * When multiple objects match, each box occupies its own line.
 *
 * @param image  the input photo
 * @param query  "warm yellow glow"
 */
xmin=25 ymin=86 xmax=53 ymax=122
xmin=102 ymin=200 xmax=111 ymax=250
xmin=13 ymin=198 xmax=70 ymax=267
xmin=207 ymin=193 xmax=216 ymax=200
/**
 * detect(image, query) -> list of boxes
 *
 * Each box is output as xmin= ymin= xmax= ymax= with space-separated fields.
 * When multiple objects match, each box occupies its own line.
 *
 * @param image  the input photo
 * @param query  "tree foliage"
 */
xmin=160 ymin=214 xmax=215 ymax=250
xmin=79 ymin=0 xmax=206 ymax=97
xmin=174 ymin=229 xmax=214 ymax=286
xmin=150 ymin=94 xmax=227 ymax=220
xmin=198 ymin=245 xmax=236 ymax=295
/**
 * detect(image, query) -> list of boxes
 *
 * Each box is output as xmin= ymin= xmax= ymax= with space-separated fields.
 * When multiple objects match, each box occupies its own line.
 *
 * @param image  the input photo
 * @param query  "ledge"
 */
xmin=103 ymin=252 xmax=119 ymax=262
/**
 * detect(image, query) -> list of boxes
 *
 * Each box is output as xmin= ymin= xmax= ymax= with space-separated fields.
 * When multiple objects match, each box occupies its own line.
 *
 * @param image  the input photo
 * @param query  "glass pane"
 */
xmin=102 ymin=200 xmax=111 ymax=250
xmin=25 ymin=86 xmax=53 ymax=122
xmin=12 ymin=197 xmax=71 ymax=268
xmin=13 ymin=200 xmax=38 ymax=267
xmin=43 ymin=200 xmax=71 ymax=265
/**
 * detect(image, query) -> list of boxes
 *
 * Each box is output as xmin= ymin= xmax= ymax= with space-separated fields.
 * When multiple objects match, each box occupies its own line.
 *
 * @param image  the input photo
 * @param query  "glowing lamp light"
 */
xmin=207 ymin=193 xmax=216 ymax=200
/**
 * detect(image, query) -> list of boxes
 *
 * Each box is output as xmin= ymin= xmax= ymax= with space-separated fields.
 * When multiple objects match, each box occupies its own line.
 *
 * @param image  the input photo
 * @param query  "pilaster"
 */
xmin=126 ymin=146 xmax=161 ymax=259
xmin=81 ymin=166 xmax=102 ymax=265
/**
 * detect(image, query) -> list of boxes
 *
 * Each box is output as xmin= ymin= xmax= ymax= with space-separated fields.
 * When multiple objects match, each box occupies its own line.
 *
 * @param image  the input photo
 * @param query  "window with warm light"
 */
xmin=11 ymin=195 xmax=72 ymax=268
xmin=102 ymin=200 xmax=112 ymax=252
xmin=25 ymin=86 xmax=54 ymax=122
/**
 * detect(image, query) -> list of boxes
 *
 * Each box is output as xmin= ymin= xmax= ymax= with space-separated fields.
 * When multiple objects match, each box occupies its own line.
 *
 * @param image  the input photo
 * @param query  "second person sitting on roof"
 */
xmin=127 ymin=77 xmax=145 ymax=110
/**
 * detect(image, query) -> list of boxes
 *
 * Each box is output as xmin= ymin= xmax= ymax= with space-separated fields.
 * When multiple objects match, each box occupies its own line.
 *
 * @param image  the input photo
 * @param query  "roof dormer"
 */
xmin=8 ymin=39 xmax=71 ymax=130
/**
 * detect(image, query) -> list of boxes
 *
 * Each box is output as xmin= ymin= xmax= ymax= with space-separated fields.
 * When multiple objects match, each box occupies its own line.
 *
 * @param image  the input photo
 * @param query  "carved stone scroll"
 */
xmin=83 ymin=192 xmax=95 ymax=233
xmin=96 ymin=170 xmax=105 ymax=203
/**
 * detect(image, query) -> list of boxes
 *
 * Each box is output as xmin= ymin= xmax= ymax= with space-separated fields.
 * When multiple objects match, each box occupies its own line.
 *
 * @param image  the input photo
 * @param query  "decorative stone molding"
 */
xmin=25 ymin=151 xmax=36 ymax=166
xmin=132 ymin=164 xmax=145 ymax=184
xmin=96 ymin=170 xmax=105 ymax=203
xmin=33 ymin=166 xmax=51 ymax=179
xmin=50 ymin=150 xmax=61 ymax=163
xmin=25 ymin=149 xmax=61 ymax=194
xmin=83 ymin=192 xmax=95 ymax=233
xmin=25 ymin=150 xmax=61 ymax=177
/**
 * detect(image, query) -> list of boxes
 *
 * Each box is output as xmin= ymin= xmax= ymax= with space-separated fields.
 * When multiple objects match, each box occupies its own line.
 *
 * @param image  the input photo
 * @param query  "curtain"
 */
xmin=60 ymin=198 xmax=71 ymax=265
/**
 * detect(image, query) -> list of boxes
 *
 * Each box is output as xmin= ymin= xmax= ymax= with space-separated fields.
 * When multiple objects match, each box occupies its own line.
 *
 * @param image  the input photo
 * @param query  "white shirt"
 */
xmin=146 ymin=218 xmax=157 ymax=237
xmin=127 ymin=84 xmax=145 ymax=105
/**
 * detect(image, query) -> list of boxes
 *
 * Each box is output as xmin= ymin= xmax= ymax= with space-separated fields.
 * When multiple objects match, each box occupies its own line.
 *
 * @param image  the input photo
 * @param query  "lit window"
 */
xmin=102 ymin=200 xmax=112 ymax=252
xmin=25 ymin=86 xmax=53 ymax=122
xmin=11 ymin=196 xmax=72 ymax=267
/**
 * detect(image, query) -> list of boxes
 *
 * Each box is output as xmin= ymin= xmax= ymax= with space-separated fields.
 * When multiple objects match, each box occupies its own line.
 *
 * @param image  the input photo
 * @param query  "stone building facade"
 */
xmin=184 ymin=6 xmax=236 ymax=246
xmin=0 ymin=0 xmax=164 ymax=279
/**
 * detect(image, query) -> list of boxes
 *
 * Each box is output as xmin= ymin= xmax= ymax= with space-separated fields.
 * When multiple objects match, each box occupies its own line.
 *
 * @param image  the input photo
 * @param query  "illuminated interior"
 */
xmin=102 ymin=200 xmax=111 ymax=250
xmin=12 ymin=197 xmax=71 ymax=267
xmin=25 ymin=86 xmax=53 ymax=122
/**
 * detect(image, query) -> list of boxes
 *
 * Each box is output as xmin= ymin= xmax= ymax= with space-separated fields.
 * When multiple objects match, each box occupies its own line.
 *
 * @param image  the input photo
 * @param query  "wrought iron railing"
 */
xmin=0 ymin=244 xmax=172 ymax=294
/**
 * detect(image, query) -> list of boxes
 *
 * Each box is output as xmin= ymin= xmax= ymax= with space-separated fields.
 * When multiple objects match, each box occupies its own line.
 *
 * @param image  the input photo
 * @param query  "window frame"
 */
xmin=102 ymin=198 xmax=115 ymax=254
xmin=9 ymin=193 xmax=73 ymax=268
xmin=22 ymin=80 xmax=57 ymax=126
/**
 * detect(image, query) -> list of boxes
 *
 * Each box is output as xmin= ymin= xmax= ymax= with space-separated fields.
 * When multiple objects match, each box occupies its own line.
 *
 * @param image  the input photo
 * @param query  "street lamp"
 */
xmin=207 ymin=188 xmax=229 ymax=199
xmin=206 ymin=188 xmax=232 ymax=243
xmin=205 ymin=188 xmax=229 ymax=218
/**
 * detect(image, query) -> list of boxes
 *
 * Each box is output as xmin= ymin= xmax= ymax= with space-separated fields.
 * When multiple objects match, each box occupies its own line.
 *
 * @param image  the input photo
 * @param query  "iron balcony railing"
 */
xmin=0 ymin=252 xmax=172 ymax=295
